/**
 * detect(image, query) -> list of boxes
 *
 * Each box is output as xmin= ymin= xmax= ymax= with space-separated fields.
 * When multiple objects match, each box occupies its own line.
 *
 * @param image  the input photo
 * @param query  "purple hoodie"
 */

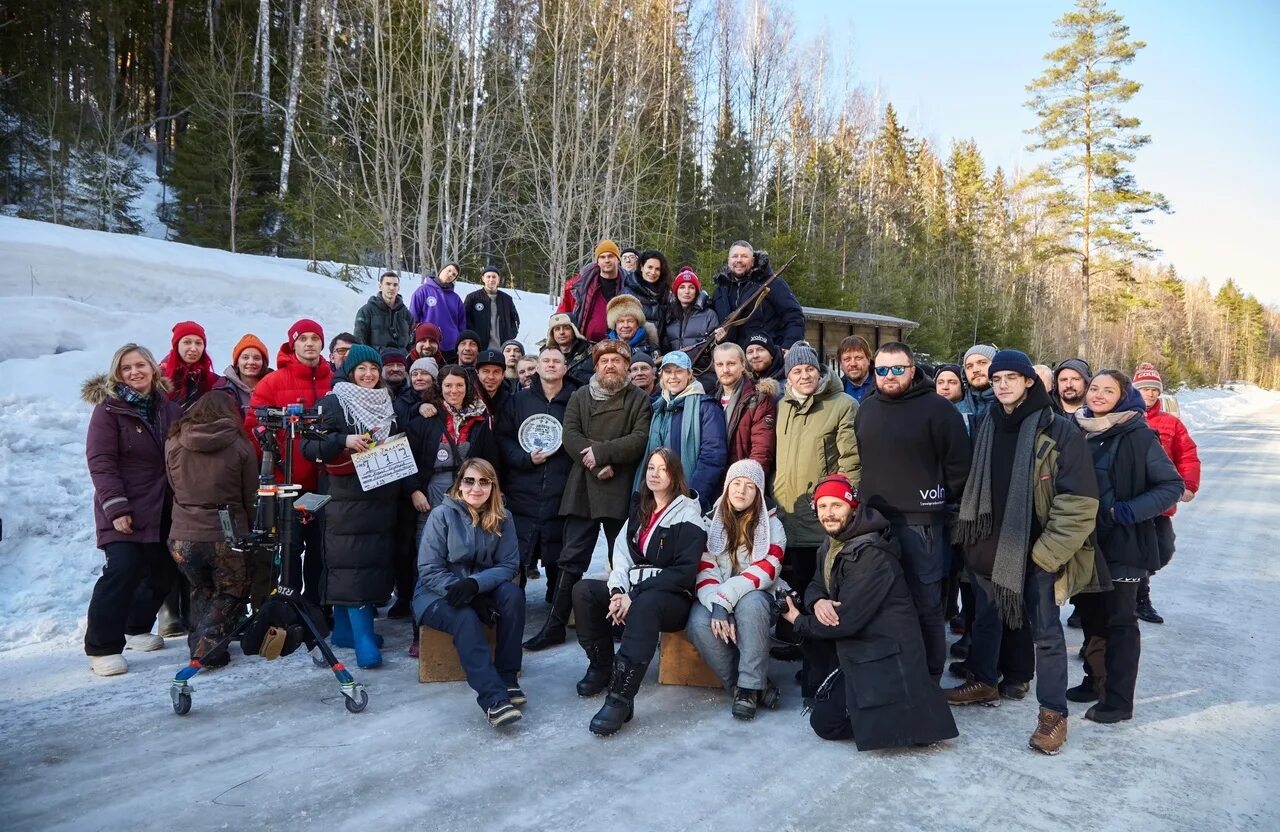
xmin=410 ymin=277 xmax=466 ymax=351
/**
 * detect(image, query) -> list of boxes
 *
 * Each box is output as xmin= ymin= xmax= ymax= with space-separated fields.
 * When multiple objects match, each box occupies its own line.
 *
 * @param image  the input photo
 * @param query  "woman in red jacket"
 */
xmin=1132 ymin=364 xmax=1201 ymax=623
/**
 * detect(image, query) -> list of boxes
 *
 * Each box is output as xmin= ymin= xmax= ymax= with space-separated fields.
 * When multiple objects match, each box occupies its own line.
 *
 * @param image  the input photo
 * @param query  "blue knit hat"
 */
xmin=988 ymin=349 xmax=1035 ymax=380
xmin=345 ymin=344 xmax=382 ymax=370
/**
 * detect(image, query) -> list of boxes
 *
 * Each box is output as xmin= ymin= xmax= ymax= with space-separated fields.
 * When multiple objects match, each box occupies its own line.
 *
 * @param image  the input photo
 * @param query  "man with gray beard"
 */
xmin=524 ymin=340 xmax=653 ymax=650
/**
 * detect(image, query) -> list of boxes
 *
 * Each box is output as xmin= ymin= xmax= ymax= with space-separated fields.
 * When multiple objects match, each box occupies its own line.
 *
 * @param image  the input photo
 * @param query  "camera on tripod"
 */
xmin=252 ymin=403 xmax=327 ymax=440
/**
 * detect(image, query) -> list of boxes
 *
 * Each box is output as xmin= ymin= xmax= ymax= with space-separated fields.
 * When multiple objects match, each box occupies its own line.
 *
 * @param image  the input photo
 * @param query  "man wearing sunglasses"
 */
xmin=854 ymin=342 xmax=971 ymax=680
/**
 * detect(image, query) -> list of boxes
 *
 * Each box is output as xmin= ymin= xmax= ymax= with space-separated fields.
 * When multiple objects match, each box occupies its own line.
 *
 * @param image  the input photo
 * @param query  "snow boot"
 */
xmin=945 ymin=679 xmax=1000 ymax=706
xmin=576 ymin=639 xmax=614 ymax=697
xmin=949 ymin=633 xmax=970 ymax=659
xmin=1135 ymin=600 xmax=1164 ymax=624
xmin=732 ymin=687 xmax=760 ymax=720
xmin=589 ymin=656 xmax=647 ymax=736
xmin=1084 ymin=703 xmax=1132 ymax=724
xmin=347 ymin=604 xmax=383 ymax=669
xmin=330 ymin=605 xmax=384 ymax=650
xmin=1066 ymin=677 xmax=1101 ymax=703
xmin=759 ymin=681 xmax=781 ymax=710
xmin=999 ymin=680 xmax=1030 ymax=700
xmin=486 ymin=701 xmax=522 ymax=727
xmin=524 ymin=571 xmax=578 ymax=651
xmin=1029 ymin=708 xmax=1067 ymax=755
xmin=125 ymin=633 xmax=165 ymax=652
xmin=90 ymin=654 xmax=128 ymax=677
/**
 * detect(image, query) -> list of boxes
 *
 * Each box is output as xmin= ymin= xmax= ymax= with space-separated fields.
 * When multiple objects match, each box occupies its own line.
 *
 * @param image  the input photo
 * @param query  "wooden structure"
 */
xmin=657 ymin=631 xmax=723 ymax=689
xmin=801 ymin=306 xmax=919 ymax=364
xmin=418 ymin=624 xmax=496 ymax=683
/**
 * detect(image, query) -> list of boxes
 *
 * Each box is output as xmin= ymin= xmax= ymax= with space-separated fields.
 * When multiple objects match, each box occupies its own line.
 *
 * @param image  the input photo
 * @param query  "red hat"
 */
xmin=414 ymin=322 xmax=443 ymax=343
xmin=1132 ymin=362 xmax=1163 ymax=392
xmin=171 ymin=321 xmax=207 ymax=349
xmin=813 ymin=474 xmax=859 ymax=510
xmin=288 ymin=318 xmax=324 ymax=344
xmin=672 ymin=267 xmax=701 ymax=294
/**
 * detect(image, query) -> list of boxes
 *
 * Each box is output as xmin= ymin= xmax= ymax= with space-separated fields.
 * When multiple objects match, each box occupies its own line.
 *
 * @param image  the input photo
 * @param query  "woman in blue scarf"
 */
xmin=636 ymin=351 xmax=728 ymax=512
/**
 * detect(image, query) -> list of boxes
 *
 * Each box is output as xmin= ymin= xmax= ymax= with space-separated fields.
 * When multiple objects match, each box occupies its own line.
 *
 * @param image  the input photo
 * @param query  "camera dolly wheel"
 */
xmin=171 ymin=682 xmax=193 ymax=716
xmin=342 ymin=683 xmax=369 ymax=714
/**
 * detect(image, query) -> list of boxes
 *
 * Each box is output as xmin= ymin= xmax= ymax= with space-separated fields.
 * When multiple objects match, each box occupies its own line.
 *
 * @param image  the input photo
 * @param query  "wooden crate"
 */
xmin=418 ymin=624 xmax=496 ymax=683
xmin=657 ymin=630 xmax=723 ymax=689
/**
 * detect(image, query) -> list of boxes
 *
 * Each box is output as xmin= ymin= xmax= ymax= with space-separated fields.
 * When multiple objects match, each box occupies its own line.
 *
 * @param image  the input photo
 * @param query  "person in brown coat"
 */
xmin=710 ymin=342 xmax=777 ymax=480
xmin=524 ymin=339 xmax=652 ymax=650
xmin=165 ymin=392 xmax=258 ymax=667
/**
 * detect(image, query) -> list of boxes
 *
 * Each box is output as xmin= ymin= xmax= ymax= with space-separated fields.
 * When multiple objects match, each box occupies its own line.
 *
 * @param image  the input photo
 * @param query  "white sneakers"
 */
xmin=90 ymin=654 xmax=129 ymax=676
xmin=125 ymin=633 xmax=165 ymax=652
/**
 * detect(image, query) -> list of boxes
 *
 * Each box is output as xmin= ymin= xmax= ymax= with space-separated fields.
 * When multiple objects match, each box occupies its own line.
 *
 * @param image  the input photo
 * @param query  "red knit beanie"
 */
xmin=1132 ymin=362 xmax=1163 ymax=392
xmin=415 ymin=322 xmax=443 ymax=343
xmin=171 ymin=321 xmax=207 ymax=349
xmin=289 ymin=318 xmax=324 ymax=344
xmin=813 ymin=474 xmax=858 ymax=510
xmin=672 ymin=267 xmax=701 ymax=294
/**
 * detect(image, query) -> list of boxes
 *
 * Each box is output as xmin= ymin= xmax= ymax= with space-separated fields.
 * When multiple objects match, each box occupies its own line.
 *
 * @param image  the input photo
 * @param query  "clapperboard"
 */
xmin=351 ymin=434 xmax=418 ymax=491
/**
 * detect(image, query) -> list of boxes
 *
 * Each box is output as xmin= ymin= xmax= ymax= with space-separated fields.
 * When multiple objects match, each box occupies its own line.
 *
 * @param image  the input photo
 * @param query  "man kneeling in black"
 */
xmin=781 ymin=475 xmax=958 ymax=750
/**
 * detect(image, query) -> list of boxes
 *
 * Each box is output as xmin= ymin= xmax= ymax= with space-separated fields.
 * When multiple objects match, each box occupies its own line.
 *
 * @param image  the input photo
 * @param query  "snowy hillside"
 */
xmin=0 ymin=216 xmax=555 ymax=650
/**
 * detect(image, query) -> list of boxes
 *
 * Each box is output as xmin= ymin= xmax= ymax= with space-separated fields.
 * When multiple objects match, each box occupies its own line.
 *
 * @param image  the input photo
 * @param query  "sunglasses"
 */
xmin=874 ymin=365 xmax=910 ymax=377
xmin=461 ymin=476 xmax=493 ymax=489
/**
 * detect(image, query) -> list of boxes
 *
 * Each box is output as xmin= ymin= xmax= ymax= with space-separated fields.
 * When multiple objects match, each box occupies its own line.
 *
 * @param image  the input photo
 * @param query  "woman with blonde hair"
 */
xmin=414 ymin=458 xmax=527 ymax=728
xmin=82 ymin=343 xmax=182 ymax=676
xmin=686 ymin=458 xmax=786 ymax=719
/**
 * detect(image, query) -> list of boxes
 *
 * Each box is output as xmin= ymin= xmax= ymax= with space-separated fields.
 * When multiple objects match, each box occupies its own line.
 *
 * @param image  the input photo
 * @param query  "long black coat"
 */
xmin=494 ymin=376 xmax=575 ymax=524
xmin=795 ymin=505 xmax=958 ymax=751
xmin=463 ymin=288 xmax=521 ymax=349
xmin=302 ymin=392 xmax=408 ymax=605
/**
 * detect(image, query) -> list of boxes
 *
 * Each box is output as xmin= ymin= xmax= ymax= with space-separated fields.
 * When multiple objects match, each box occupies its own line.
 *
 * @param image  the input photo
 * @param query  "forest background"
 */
xmin=2 ymin=0 xmax=1276 ymax=386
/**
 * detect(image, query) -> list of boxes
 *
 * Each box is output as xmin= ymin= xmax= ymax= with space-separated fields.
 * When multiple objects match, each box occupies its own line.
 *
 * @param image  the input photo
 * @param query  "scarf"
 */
xmin=638 ymin=381 xmax=706 ymax=489
xmin=117 ymin=383 xmax=156 ymax=424
xmin=588 ymin=373 xmax=627 ymax=402
xmin=1075 ymin=408 xmax=1137 ymax=438
xmin=957 ymin=404 xmax=1049 ymax=627
xmin=162 ymin=351 xmax=216 ymax=403
xmin=332 ymin=381 xmax=395 ymax=443
xmin=442 ymin=398 xmax=488 ymax=442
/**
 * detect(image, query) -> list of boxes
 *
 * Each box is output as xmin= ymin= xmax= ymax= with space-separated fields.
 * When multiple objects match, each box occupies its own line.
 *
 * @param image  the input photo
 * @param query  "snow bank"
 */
xmin=0 ymin=216 xmax=554 ymax=651
xmin=1174 ymin=385 xmax=1280 ymax=433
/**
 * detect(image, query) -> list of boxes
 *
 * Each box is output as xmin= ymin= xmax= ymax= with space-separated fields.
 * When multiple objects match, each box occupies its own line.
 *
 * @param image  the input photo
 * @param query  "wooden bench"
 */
xmin=657 ymin=630 xmax=723 ymax=689
xmin=418 ymin=624 xmax=496 ymax=683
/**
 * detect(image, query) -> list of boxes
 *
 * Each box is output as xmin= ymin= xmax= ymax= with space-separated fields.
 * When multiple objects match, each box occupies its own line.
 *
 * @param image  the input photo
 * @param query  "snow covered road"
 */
xmin=2 ymin=404 xmax=1277 ymax=832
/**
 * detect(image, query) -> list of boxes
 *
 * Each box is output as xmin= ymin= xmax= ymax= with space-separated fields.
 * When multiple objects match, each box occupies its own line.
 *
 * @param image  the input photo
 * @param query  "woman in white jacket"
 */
xmin=686 ymin=458 xmax=786 ymax=719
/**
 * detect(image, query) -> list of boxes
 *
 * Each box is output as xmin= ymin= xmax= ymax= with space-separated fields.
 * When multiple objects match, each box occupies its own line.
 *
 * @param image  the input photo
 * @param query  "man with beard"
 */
xmin=524 ymin=340 xmax=652 ymax=650
xmin=379 ymin=348 xmax=409 ymax=398
xmin=712 ymin=342 xmax=777 ymax=477
xmin=409 ymin=323 xmax=442 ymax=362
xmin=710 ymin=241 xmax=805 ymax=352
xmin=945 ymin=350 xmax=1103 ymax=756
xmin=838 ymin=335 xmax=875 ymax=403
xmin=475 ymin=349 xmax=513 ymax=419
xmin=781 ymin=475 xmax=958 ymax=749
xmin=1053 ymin=358 xmax=1091 ymax=417
xmin=854 ymin=342 xmax=971 ymax=679
xmin=558 ymin=240 xmax=627 ymax=342
xmin=744 ymin=332 xmax=786 ymax=387
xmin=516 ymin=356 xmax=539 ymax=389
xmin=958 ymin=344 xmax=996 ymax=425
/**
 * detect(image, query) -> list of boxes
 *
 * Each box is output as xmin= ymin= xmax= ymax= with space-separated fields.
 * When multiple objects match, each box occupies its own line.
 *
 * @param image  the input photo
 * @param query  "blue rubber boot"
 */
xmin=348 ymin=604 xmax=383 ymax=669
xmin=330 ymin=605 xmax=353 ymax=648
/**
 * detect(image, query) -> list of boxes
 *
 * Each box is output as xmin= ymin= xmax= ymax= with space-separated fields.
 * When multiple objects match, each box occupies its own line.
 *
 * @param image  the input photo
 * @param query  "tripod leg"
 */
xmin=290 ymin=597 xmax=369 ymax=713
xmin=169 ymin=609 xmax=257 ymax=715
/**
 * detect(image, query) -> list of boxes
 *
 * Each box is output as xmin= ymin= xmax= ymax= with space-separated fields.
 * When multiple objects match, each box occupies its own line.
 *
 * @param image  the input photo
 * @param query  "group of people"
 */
xmin=80 ymin=238 xmax=1200 ymax=752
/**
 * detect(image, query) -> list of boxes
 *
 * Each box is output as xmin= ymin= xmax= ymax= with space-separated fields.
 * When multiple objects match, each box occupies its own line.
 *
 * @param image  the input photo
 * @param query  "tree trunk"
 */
xmin=278 ymin=0 xmax=308 ymax=199
xmin=258 ymin=0 xmax=271 ymax=118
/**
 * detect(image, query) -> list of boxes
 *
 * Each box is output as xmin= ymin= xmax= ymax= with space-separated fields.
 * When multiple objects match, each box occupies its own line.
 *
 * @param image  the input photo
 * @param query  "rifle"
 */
xmin=682 ymin=253 xmax=799 ymax=375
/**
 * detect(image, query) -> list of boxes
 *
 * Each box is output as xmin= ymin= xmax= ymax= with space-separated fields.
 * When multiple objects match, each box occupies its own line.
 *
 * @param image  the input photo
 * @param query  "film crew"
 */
xmin=502 ymin=340 xmax=526 ymax=384
xmin=781 ymin=475 xmax=958 ymax=750
xmin=495 ymin=345 xmax=575 ymax=591
xmin=463 ymin=265 xmax=521 ymax=352
xmin=414 ymin=459 xmax=527 ymax=728
xmin=1071 ymin=370 xmax=1183 ymax=724
xmin=245 ymin=319 xmax=333 ymax=607
xmin=329 ymin=332 xmax=356 ymax=381
xmin=213 ymin=334 xmax=273 ymax=416
xmin=686 ymin=459 xmax=786 ymax=719
xmin=524 ymin=340 xmax=651 ymax=651
xmin=302 ymin=345 xmax=409 ymax=670
xmin=164 ymin=392 xmax=257 ymax=667
xmin=355 ymin=270 xmax=414 ymax=351
xmin=81 ymin=344 xmax=182 ymax=676
xmin=711 ymin=342 xmax=778 ymax=479
xmin=161 ymin=320 xmax=220 ymax=414
xmin=572 ymin=448 xmax=707 ymax=735
xmin=545 ymin=312 xmax=594 ymax=389
xmin=639 ymin=350 xmax=728 ymax=513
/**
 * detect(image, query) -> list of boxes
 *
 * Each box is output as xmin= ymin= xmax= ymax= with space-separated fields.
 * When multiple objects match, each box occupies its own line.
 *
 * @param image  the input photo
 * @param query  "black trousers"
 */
xmin=84 ymin=541 xmax=177 ymax=656
xmin=1078 ymin=582 xmax=1142 ymax=713
xmin=1139 ymin=516 xmax=1177 ymax=605
xmin=572 ymin=579 xmax=690 ymax=665
xmin=776 ymin=544 xmax=818 ymax=645
xmin=805 ymin=639 xmax=855 ymax=741
xmin=1000 ymin=613 xmax=1036 ymax=684
xmin=892 ymin=521 xmax=949 ymax=677
xmin=392 ymin=499 xmax=419 ymax=608
xmin=286 ymin=508 xmax=325 ymax=605
xmin=558 ymin=516 xmax=624 ymax=576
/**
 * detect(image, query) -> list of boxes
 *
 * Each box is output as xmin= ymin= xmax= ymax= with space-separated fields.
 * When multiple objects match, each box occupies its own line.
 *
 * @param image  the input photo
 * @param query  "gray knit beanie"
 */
xmin=410 ymin=357 xmax=439 ymax=377
xmin=784 ymin=341 xmax=820 ymax=375
xmin=963 ymin=344 xmax=998 ymax=364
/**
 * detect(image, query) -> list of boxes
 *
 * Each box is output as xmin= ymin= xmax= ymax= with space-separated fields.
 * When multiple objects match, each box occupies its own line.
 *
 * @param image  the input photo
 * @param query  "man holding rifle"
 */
xmin=710 ymin=240 xmax=806 ymax=355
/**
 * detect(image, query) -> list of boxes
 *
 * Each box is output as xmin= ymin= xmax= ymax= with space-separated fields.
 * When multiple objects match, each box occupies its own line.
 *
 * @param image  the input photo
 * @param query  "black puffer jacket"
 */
xmin=623 ymin=271 xmax=671 ymax=338
xmin=710 ymin=251 xmax=806 ymax=349
xmin=463 ymin=288 xmax=521 ymax=350
xmin=494 ymin=375 xmax=576 ymax=523
xmin=302 ymin=392 xmax=409 ymax=605
xmin=796 ymin=505 xmax=958 ymax=751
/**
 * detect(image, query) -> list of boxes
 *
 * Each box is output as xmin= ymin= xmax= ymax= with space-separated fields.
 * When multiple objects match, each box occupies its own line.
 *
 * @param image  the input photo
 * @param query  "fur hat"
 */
xmin=592 ymin=339 xmax=632 ymax=365
xmin=546 ymin=313 xmax=585 ymax=344
xmin=1132 ymin=362 xmax=1163 ymax=392
xmin=606 ymin=294 xmax=646 ymax=331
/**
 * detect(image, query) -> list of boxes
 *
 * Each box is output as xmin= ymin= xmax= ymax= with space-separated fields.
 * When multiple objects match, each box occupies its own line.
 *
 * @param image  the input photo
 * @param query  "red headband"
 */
xmin=813 ymin=475 xmax=858 ymax=509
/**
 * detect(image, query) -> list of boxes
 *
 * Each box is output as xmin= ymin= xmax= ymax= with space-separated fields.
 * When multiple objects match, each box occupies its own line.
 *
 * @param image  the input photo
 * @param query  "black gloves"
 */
xmin=445 ymin=578 xmax=480 ymax=607
xmin=471 ymin=593 xmax=499 ymax=625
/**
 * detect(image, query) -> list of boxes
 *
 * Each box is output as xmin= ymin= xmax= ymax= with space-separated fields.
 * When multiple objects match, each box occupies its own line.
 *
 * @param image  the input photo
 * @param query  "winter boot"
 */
xmin=347 ymin=605 xmax=383 ymax=669
xmin=589 ymin=656 xmax=647 ymax=736
xmin=999 ymin=680 xmax=1030 ymax=700
xmin=524 ymin=571 xmax=578 ymax=651
xmin=1066 ymin=676 xmax=1101 ymax=703
xmin=1135 ymin=600 xmax=1164 ymax=624
xmin=1029 ymin=708 xmax=1068 ymax=755
xmin=486 ymin=701 xmax=522 ymax=727
xmin=1084 ymin=703 xmax=1132 ymax=724
xmin=732 ymin=687 xmax=760 ymax=720
xmin=330 ymin=605 xmax=384 ymax=650
xmin=125 ymin=633 xmax=165 ymax=652
xmin=944 ymin=679 xmax=1000 ymax=706
xmin=576 ymin=639 xmax=614 ymax=697
xmin=90 ymin=654 xmax=128 ymax=677
xmin=949 ymin=633 xmax=970 ymax=659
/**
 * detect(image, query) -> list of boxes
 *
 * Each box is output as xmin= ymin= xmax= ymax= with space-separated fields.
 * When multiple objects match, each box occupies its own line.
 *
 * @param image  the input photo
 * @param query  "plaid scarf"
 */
xmin=116 ymin=383 xmax=156 ymax=424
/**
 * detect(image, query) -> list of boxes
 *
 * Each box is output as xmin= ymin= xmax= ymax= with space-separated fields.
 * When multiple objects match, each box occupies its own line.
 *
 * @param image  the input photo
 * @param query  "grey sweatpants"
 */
xmin=685 ymin=589 xmax=776 ymax=691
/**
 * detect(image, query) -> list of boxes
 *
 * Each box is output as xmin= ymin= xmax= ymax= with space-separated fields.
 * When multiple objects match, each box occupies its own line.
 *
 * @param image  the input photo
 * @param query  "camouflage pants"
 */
xmin=169 ymin=540 xmax=249 ymax=662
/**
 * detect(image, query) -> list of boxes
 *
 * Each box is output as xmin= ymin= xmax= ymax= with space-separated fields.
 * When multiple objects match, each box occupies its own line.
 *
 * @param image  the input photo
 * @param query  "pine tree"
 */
xmin=1025 ymin=0 xmax=1171 ymax=356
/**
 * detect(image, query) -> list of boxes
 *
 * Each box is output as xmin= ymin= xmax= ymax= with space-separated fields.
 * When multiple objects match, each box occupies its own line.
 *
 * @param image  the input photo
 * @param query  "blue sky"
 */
xmin=787 ymin=0 xmax=1280 ymax=306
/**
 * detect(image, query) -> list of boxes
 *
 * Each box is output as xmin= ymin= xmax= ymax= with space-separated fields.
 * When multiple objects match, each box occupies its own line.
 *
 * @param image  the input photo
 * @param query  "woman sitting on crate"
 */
xmin=165 ymin=391 xmax=258 ymax=668
xmin=413 ymin=458 xmax=527 ymax=728
xmin=571 ymin=447 xmax=707 ymax=736
xmin=685 ymin=458 xmax=786 ymax=720
xmin=302 ymin=344 xmax=410 ymax=670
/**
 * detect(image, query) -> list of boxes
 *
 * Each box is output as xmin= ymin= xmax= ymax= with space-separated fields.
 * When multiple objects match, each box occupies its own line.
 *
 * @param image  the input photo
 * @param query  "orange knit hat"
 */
xmin=232 ymin=333 xmax=271 ymax=366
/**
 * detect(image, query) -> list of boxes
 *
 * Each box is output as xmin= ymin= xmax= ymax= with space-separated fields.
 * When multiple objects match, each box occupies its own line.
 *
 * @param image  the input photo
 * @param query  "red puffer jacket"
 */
xmin=244 ymin=342 xmax=333 ymax=491
xmin=721 ymin=376 xmax=779 ymax=480
xmin=1146 ymin=399 xmax=1201 ymax=516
